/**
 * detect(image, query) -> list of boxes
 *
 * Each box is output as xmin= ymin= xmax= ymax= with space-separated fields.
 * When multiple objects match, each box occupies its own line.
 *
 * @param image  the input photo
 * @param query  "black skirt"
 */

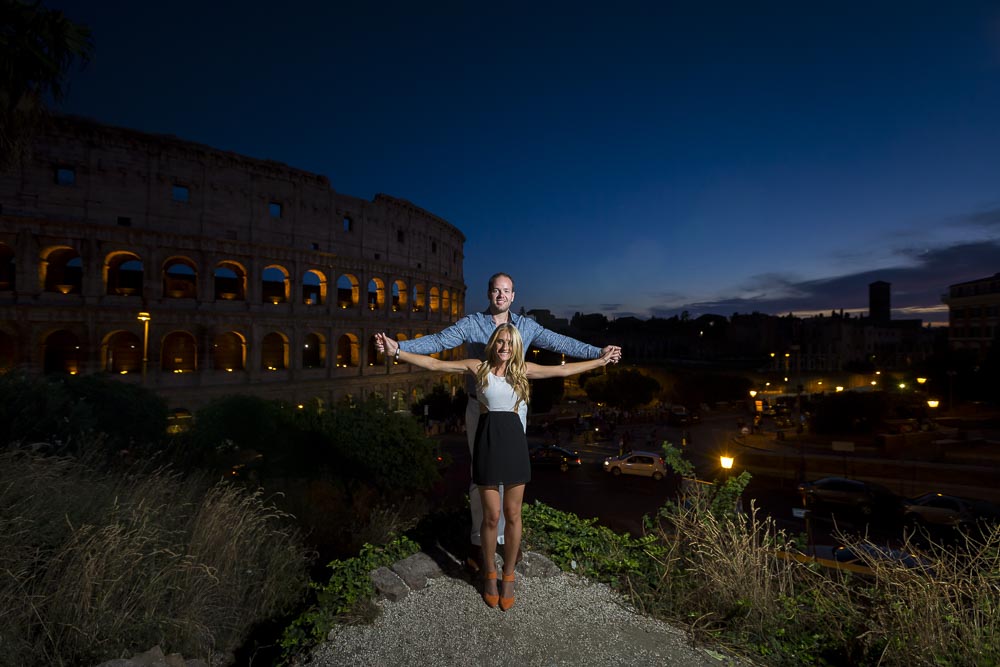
xmin=472 ymin=411 xmax=530 ymax=486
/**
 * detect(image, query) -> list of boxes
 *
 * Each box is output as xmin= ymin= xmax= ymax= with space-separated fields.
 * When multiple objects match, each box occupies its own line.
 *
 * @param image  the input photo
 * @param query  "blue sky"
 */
xmin=48 ymin=1 xmax=1000 ymax=324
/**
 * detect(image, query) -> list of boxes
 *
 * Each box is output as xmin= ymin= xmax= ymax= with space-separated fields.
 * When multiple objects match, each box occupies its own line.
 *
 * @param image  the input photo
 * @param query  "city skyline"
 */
xmin=46 ymin=1 xmax=1000 ymax=325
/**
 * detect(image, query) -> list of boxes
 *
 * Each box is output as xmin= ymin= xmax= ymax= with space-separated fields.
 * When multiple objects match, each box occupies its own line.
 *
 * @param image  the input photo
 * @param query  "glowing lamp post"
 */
xmin=137 ymin=311 xmax=150 ymax=383
xmin=720 ymin=455 xmax=734 ymax=471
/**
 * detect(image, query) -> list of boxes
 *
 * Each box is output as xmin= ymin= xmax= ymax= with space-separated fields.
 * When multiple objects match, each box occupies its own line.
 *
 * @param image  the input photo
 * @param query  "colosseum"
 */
xmin=0 ymin=115 xmax=467 ymax=422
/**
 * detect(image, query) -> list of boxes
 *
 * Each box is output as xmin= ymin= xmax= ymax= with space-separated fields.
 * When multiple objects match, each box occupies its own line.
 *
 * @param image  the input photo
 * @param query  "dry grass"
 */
xmin=0 ymin=451 xmax=311 ymax=667
xmin=635 ymin=482 xmax=999 ymax=665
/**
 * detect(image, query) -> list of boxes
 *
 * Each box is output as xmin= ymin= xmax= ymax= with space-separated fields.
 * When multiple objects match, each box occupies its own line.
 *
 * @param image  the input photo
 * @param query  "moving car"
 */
xmin=529 ymin=445 xmax=582 ymax=472
xmin=797 ymin=477 xmax=902 ymax=517
xmin=602 ymin=451 xmax=667 ymax=480
xmin=903 ymin=492 xmax=1000 ymax=529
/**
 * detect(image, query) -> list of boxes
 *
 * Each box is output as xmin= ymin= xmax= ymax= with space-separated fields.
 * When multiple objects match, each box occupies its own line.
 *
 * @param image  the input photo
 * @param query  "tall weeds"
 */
xmin=0 ymin=451 xmax=311 ymax=667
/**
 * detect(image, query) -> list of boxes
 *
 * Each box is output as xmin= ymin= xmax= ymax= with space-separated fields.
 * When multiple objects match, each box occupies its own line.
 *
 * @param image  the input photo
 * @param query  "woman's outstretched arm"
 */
xmin=524 ymin=347 xmax=619 ymax=379
xmin=375 ymin=333 xmax=479 ymax=374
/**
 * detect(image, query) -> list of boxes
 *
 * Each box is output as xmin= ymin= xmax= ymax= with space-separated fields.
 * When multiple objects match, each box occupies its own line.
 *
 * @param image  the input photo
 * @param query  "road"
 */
xmin=433 ymin=409 xmax=897 ymax=549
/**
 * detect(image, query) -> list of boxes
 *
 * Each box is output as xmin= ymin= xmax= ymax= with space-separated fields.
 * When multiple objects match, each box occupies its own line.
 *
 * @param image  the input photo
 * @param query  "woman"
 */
xmin=375 ymin=324 xmax=617 ymax=610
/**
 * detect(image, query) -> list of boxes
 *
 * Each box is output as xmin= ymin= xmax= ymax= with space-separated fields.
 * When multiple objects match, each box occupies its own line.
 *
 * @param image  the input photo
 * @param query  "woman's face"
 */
xmin=494 ymin=330 xmax=514 ymax=363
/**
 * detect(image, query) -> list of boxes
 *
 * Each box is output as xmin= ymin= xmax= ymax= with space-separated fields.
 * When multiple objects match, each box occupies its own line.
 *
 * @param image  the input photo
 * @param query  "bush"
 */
xmin=0 ymin=452 xmax=311 ymax=666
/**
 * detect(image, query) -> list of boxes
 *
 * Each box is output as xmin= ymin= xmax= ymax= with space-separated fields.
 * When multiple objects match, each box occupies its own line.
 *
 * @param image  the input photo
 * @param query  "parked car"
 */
xmin=797 ymin=477 xmax=902 ymax=517
xmin=602 ymin=451 xmax=667 ymax=480
xmin=903 ymin=492 xmax=1000 ymax=529
xmin=529 ymin=445 xmax=582 ymax=472
xmin=832 ymin=543 xmax=931 ymax=571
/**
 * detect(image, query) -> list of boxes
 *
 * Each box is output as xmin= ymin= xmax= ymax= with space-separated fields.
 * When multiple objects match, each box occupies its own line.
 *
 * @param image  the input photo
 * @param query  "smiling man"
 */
xmin=379 ymin=272 xmax=621 ymax=571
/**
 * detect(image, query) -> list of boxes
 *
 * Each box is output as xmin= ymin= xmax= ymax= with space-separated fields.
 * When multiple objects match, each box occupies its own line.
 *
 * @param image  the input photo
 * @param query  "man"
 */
xmin=378 ymin=272 xmax=621 ymax=570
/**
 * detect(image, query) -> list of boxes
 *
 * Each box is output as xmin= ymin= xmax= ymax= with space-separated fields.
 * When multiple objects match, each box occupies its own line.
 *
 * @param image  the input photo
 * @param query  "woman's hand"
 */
xmin=601 ymin=347 xmax=621 ymax=365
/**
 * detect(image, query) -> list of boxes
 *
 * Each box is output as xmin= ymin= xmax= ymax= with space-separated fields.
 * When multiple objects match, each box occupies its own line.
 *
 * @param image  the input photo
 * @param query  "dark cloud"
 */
xmin=954 ymin=206 xmax=1000 ymax=229
xmin=656 ymin=239 xmax=1000 ymax=324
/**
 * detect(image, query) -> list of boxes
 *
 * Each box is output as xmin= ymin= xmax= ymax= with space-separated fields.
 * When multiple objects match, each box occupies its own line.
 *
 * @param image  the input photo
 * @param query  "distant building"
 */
xmin=868 ymin=280 xmax=891 ymax=323
xmin=0 ymin=115 xmax=467 ymax=414
xmin=943 ymin=272 xmax=1000 ymax=359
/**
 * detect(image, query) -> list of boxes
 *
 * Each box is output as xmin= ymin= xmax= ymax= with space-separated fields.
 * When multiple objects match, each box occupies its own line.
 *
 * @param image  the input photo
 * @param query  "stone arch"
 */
xmin=367 ymin=277 xmax=385 ymax=311
xmin=337 ymin=274 xmax=359 ymax=308
xmin=41 ymin=245 xmax=82 ymax=294
xmin=104 ymin=251 xmax=143 ymax=297
xmin=261 ymin=331 xmax=289 ymax=370
xmin=366 ymin=334 xmax=381 ymax=366
xmin=0 ymin=242 xmax=16 ymax=291
xmin=302 ymin=269 xmax=327 ymax=305
xmin=429 ymin=286 xmax=440 ymax=313
xmin=412 ymin=283 xmax=426 ymax=312
xmin=335 ymin=333 xmax=359 ymax=367
xmin=42 ymin=329 xmax=81 ymax=374
xmin=101 ymin=330 xmax=142 ymax=374
xmin=161 ymin=330 xmax=197 ymax=372
xmin=212 ymin=331 xmax=246 ymax=371
xmin=303 ymin=331 xmax=326 ymax=368
xmin=442 ymin=289 xmax=451 ymax=315
xmin=214 ymin=261 xmax=247 ymax=301
xmin=262 ymin=265 xmax=290 ymax=304
xmin=162 ymin=257 xmax=198 ymax=299
xmin=392 ymin=279 xmax=407 ymax=312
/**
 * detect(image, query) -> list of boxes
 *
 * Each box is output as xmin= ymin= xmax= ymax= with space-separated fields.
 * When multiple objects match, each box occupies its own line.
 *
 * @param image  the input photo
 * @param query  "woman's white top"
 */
xmin=479 ymin=372 xmax=528 ymax=431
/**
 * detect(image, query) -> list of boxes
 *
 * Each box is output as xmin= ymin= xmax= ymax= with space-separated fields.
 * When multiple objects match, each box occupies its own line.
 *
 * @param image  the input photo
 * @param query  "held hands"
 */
xmin=374 ymin=332 xmax=399 ymax=358
xmin=602 ymin=345 xmax=622 ymax=364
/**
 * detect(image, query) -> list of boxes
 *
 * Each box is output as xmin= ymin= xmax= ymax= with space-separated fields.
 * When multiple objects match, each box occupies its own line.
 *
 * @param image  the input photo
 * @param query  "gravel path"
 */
xmin=306 ymin=567 xmax=745 ymax=667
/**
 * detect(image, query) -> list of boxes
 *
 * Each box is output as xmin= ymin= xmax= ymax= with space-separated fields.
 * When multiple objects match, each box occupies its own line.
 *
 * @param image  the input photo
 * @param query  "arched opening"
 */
xmin=303 ymin=332 xmax=326 ymax=368
xmin=261 ymin=331 xmax=288 ymax=370
xmin=392 ymin=280 xmax=407 ymax=312
xmin=105 ymin=252 xmax=143 ymax=296
xmin=442 ymin=289 xmax=451 ymax=315
xmin=302 ymin=269 xmax=327 ymax=305
xmin=452 ymin=292 xmax=461 ymax=316
xmin=335 ymin=333 xmax=359 ymax=367
xmin=429 ymin=286 xmax=440 ymax=313
xmin=337 ymin=274 xmax=359 ymax=309
xmin=42 ymin=246 xmax=83 ymax=294
xmin=0 ymin=243 xmax=16 ymax=291
xmin=412 ymin=284 xmax=426 ymax=312
xmin=101 ymin=330 xmax=142 ymax=374
xmin=162 ymin=258 xmax=197 ymax=299
xmin=161 ymin=331 xmax=197 ymax=372
xmin=43 ymin=329 xmax=81 ymax=374
xmin=262 ymin=265 xmax=289 ymax=304
xmin=390 ymin=388 xmax=407 ymax=411
xmin=214 ymin=261 xmax=247 ymax=301
xmin=368 ymin=277 xmax=385 ymax=311
xmin=366 ymin=335 xmax=381 ymax=366
xmin=166 ymin=408 xmax=193 ymax=435
xmin=212 ymin=331 xmax=246 ymax=371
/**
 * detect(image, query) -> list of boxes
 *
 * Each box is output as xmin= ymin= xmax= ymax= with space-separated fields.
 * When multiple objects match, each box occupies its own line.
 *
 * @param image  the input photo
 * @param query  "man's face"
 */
xmin=488 ymin=277 xmax=515 ymax=313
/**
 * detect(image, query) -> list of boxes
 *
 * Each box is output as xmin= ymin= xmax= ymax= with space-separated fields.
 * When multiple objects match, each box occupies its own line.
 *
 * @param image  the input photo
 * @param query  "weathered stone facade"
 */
xmin=0 ymin=115 xmax=466 ymax=415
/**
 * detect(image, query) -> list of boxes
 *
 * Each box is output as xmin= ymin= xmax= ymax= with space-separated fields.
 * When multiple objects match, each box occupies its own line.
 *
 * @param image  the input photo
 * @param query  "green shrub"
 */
xmin=279 ymin=535 xmax=420 ymax=662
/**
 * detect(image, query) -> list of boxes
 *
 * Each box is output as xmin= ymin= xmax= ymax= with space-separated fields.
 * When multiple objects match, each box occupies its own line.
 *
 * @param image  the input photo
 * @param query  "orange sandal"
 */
xmin=499 ymin=572 xmax=516 ymax=611
xmin=482 ymin=571 xmax=499 ymax=608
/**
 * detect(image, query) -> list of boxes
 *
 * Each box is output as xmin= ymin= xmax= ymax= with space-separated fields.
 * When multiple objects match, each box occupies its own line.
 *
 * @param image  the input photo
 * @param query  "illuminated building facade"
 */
xmin=0 ymin=116 xmax=466 ymax=415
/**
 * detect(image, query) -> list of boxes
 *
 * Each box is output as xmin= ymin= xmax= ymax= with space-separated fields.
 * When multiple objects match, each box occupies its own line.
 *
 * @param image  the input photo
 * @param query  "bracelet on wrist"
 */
xmin=394 ymin=347 xmax=401 ymax=362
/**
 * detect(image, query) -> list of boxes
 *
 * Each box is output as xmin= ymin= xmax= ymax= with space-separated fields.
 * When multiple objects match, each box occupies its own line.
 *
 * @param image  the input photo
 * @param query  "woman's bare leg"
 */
xmin=500 ymin=483 xmax=525 ymax=598
xmin=479 ymin=486 xmax=501 ymax=596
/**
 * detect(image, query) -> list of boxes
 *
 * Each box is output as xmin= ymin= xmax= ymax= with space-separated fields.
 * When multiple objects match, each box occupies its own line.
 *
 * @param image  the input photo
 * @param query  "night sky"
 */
xmin=46 ymin=1 xmax=1000 ymax=325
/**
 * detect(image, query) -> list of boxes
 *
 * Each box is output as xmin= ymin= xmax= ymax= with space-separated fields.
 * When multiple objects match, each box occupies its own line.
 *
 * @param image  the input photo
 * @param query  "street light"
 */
xmin=720 ymin=455 xmax=734 ymax=471
xmin=927 ymin=399 xmax=940 ymax=409
xmin=137 ymin=311 xmax=150 ymax=383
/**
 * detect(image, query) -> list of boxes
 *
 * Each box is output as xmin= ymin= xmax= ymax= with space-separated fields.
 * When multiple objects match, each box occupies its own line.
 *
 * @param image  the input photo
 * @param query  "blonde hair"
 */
xmin=476 ymin=323 xmax=530 ymax=410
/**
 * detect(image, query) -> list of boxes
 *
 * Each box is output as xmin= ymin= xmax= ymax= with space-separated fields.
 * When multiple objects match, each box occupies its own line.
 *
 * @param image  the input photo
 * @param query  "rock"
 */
xmin=390 ymin=551 xmax=443 ymax=589
xmin=370 ymin=566 xmax=410 ymax=601
xmin=516 ymin=551 xmax=562 ymax=578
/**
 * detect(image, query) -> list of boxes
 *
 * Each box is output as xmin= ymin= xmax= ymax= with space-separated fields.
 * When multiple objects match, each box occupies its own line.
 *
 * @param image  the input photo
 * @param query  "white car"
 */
xmin=602 ymin=451 xmax=667 ymax=480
